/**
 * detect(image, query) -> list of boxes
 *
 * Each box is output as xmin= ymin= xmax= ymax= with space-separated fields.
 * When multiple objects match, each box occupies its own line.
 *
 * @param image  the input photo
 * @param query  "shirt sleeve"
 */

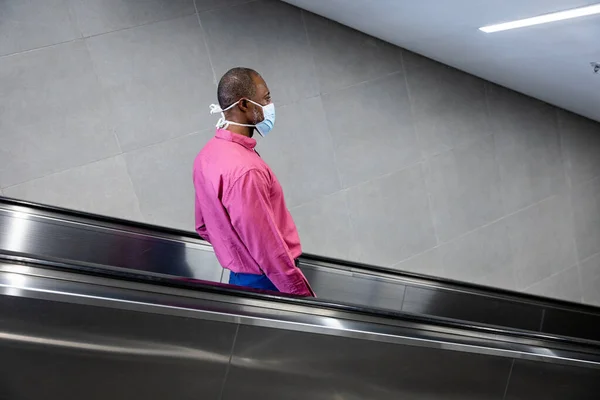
xmin=193 ymin=169 xmax=211 ymax=243
xmin=196 ymin=224 xmax=210 ymax=243
xmin=194 ymin=197 xmax=211 ymax=243
xmin=223 ymin=169 xmax=314 ymax=297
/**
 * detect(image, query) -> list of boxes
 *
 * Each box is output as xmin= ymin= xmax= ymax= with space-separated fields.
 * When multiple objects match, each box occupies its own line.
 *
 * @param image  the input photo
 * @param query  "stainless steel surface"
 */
xmin=504 ymin=360 xmax=600 ymax=399
xmin=2 ymin=196 xmax=600 ymax=344
xmin=0 ymin=202 xmax=222 ymax=282
xmin=224 ymin=324 xmax=512 ymax=400
xmin=2 ymin=262 xmax=600 ymax=399
xmin=0 ymin=294 xmax=236 ymax=400
xmin=301 ymin=256 xmax=600 ymax=342
xmin=2 ymin=263 xmax=600 ymax=368
xmin=301 ymin=264 xmax=406 ymax=310
xmin=542 ymin=307 xmax=600 ymax=342
xmin=402 ymin=285 xmax=543 ymax=332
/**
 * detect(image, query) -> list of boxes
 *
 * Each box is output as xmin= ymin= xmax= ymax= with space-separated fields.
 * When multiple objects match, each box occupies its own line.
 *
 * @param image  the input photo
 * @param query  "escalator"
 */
xmin=1 ymin=197 xmax=600 ymax=399
xmin=2 ymin=196 xmax=599 ymax=342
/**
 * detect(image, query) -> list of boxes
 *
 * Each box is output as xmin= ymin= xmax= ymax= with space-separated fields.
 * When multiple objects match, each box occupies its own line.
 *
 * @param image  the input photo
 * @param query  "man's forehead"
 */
xmin=256 ymin=83 xmax=269 ymax=94
xmin=252 ymin=75 xmax=269 ymax=95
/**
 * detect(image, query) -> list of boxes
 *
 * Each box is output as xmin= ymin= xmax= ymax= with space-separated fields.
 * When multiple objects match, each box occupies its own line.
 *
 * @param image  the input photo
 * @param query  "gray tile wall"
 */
xmin=1 ymin=0 xmax=599 ymax=304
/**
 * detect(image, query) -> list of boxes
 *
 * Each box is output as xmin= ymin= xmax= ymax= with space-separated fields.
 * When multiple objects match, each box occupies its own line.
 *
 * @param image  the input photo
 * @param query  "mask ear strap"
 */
xmin=209 ymin=104 xmax=227 ymax=128
xmin=245 ymin=99 xmax=262 ymax=108
xmin=209 ymin=102 xmax=256 ymax=129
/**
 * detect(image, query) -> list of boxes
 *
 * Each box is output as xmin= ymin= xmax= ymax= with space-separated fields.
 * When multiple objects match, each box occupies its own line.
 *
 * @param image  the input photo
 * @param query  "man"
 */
xmin=193 ymin=67 xmax=314 ymax=297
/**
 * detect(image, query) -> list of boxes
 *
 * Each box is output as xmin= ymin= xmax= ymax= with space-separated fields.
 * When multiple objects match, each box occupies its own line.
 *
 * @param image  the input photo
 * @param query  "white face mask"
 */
xmin=209 ymin=99 xmax=276 ymax=137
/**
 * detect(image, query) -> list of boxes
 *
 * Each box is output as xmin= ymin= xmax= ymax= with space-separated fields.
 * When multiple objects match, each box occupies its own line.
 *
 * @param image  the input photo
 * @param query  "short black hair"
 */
xmin=217 ymin=67 xmax=260 ymax=109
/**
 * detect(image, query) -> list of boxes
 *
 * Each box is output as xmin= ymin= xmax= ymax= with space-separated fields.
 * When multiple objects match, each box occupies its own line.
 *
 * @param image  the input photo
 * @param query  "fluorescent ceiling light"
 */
xmin=480 ymin=4 xmax=600 ymax=33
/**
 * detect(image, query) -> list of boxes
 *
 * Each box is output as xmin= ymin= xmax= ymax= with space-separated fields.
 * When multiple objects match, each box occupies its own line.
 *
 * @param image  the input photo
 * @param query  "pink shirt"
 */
xmin=193 ymin=129 xmax=314 ymax=296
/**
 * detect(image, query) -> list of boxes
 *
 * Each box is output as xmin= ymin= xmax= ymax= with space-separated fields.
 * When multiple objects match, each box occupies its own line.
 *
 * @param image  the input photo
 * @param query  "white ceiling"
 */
xmin=284 ymin=0 xmax=600 ymax=122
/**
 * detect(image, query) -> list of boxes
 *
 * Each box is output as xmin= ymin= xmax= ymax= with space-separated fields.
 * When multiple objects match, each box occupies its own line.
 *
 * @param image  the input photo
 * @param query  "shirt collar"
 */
xmin=215 ymin=128 xmax=257 ymax=150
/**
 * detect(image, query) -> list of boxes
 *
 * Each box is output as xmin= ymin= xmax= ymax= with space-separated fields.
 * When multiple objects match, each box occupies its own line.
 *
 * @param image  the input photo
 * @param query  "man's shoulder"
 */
xmin=195 ymin=137 xmax=237 ymax=166
xmin=194 ymin=140 xmax=269 ymax=183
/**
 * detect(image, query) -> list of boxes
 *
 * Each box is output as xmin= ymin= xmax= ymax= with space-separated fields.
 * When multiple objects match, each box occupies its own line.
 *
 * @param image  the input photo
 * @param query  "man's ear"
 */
xmin=238 ymin=99 xmax=250 ymax=112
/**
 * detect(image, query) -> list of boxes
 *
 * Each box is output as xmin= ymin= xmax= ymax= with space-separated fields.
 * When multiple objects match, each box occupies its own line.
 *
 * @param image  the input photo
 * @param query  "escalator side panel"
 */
xmin=505 ymin=360 xmax=600 ymax=400
xmin=3 ymin=270 xmax=600 ymax=399
xmin=402 ymin=285 xmax=544 ymax=332
xmin=0 ymin=296 xmax=236 ymax=400
xmin=542 ymin=307 xmax=600 ymax=342
xmin=0 ymin=209 xmax=222 ymax=282
xmin=222 ymin=324 xmax=513 ymax=400
xmin=301 ymin=265 xmax=406 ymax=310
xmin=3 ymin=200 xmax=600 ymax=344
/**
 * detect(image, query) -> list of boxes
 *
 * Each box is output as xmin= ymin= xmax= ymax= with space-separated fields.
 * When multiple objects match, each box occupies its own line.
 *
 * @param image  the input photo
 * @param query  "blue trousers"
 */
xmin=229 ymin=272 xmax=279 ymax=292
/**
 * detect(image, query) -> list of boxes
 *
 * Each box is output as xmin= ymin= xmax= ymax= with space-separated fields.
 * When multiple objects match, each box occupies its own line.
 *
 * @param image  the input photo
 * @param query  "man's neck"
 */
xmin=226 ymin=124 xmax=254 ymax=138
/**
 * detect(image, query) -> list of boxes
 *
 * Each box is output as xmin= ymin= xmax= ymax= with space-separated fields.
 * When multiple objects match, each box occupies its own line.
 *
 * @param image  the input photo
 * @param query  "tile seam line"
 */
xmin=319 ymin=69 xmax=405 ymax=98
xmin=389 ymin=192 xmax=564 ymax=269
xmin=299 ymin=9 xmax=344 ymax=191
xmin=194 ymin=0 xmax=218 ymax=85
xmin=82 ymin=38 xmax=123 ymax=156
xmin=399 ymin=48 xmax=441 ymax=247
xmin=555 ymin=107 xmax=585 ymax=303
xmin=1 ymin=129 xmax=205 ymax=191
xmin=197 ymin=0 xmax=260 ymax=15
xmin=522 ymin=261 xmax=580 ymax=292
xmin=0 ymin=11 xmax=197 ymax=60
